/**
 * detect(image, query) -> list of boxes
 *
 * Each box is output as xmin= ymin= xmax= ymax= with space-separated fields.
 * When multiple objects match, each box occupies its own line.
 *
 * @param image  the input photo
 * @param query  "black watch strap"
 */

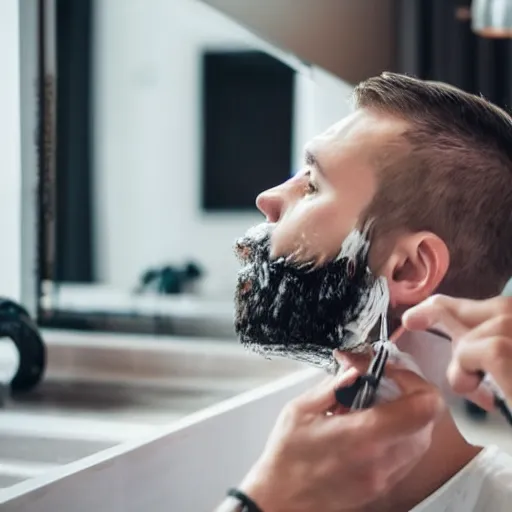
xmin=227 ymin=488 xmax=263 ymax=512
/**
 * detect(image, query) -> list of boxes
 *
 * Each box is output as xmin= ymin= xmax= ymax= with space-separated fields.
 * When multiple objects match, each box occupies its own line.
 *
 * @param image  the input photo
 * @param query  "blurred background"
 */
xmin=40 ymin=0 xmax=355 ymax=334
xmin=1 ymin=0 xmax=512 ymax=504
xmin=40 ymin=0 xmax=512 ymax=336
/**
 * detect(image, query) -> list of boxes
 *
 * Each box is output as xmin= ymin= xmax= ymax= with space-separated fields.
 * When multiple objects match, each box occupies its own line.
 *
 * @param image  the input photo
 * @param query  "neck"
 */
xmin=358 ymin=412 xmax=481 ymax=512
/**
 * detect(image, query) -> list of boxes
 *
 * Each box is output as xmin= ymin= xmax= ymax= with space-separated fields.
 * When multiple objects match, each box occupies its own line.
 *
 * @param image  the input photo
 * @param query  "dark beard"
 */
xmin=234 ymin=223 xmax=389 ymax=373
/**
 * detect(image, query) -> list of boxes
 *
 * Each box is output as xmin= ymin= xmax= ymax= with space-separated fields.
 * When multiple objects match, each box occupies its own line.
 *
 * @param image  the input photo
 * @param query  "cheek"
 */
xmin=270 ymin=200 xmax=354 ymax=262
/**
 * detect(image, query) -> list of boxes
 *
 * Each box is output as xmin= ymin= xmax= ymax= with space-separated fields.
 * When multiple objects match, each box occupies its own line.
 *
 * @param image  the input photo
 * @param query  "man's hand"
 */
xmin=237 ymin=358 xmax=443 ymax=512
xmin=403 ymin=294 xmax=512 ymax=405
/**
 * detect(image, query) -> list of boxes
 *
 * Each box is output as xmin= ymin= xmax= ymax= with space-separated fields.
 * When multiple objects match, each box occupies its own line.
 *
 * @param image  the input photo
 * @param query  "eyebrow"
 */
xmin=304 ymin=149 xmax=325 ymax=176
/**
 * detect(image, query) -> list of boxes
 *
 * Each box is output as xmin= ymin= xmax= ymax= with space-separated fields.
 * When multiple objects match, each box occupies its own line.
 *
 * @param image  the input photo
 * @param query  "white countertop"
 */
xmin=0 ymin=329 xmax=304 ymax=490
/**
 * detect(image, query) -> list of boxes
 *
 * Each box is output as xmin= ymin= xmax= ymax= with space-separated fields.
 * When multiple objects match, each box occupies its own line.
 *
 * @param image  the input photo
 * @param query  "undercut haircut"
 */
xmin=355 ymin=72 xmax=512 ymax=299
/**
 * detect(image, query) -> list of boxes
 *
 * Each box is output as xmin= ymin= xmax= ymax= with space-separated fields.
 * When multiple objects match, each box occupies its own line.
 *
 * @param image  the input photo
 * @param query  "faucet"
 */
xmin=0 ymin=298 xmax=46 ymax=393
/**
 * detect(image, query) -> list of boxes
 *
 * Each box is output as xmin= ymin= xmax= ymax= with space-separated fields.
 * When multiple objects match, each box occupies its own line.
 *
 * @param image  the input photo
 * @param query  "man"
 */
xmin=217 ymin=73 xmax=512 ymax=511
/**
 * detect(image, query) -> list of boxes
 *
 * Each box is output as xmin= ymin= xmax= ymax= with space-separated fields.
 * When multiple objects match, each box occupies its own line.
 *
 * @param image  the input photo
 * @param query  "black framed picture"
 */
xmin=201 ymin=50 xmax=295 ymax=211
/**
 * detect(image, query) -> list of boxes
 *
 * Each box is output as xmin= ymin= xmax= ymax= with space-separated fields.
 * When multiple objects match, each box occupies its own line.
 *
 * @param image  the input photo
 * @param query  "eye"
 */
xmin=306 ymin=180 xmax=318 ymax=195
xmin=304 ymin=171 xmax=319 ymax=196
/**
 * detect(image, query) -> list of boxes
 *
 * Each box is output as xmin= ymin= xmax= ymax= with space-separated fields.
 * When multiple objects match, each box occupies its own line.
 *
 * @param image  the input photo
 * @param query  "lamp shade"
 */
xmin=472 ymin=0 xmax=512 ymax=37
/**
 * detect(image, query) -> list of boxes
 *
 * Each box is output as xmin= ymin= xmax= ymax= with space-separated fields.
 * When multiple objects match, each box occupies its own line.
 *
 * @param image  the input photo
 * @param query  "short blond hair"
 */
xmin=356 ymin=72 xmax=512 ymax=299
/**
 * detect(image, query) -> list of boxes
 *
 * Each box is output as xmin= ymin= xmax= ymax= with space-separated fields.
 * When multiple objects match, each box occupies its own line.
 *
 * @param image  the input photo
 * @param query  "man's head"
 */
xmin=257 ymin=72 xmax=512 ymax=309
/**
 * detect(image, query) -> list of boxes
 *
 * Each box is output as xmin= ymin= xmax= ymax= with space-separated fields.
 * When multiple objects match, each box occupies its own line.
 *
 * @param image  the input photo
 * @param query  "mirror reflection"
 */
xmin=40 ymin=0 xmax=353 ymax=338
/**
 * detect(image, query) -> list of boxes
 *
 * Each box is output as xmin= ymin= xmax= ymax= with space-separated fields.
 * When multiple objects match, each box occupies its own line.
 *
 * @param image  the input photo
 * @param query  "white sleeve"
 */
xmin=475 ymin=451 xmax=512 ymax=512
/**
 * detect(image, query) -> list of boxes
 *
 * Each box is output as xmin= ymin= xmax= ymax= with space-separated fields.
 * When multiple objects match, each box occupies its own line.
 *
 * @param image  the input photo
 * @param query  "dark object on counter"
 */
xmin=136 ymin=262 xmax=203 ymax=295
xmin=0 ymin=298 xmax=46 ymax=392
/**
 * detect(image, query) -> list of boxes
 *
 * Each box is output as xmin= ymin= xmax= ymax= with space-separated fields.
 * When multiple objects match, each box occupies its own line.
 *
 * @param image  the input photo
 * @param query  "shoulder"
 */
xmin=411 ymin=446 xmax=512 ymax=512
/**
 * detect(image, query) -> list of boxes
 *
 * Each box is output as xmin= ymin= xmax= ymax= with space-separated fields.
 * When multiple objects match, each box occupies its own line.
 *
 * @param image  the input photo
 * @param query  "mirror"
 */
xmin=39 ymin=0 xmax=354 ymax=338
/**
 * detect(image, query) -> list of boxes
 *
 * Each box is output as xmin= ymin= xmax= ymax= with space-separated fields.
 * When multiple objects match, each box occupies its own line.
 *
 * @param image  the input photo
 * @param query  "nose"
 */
xmin=256 ymin=187 xmax=284 ymax=223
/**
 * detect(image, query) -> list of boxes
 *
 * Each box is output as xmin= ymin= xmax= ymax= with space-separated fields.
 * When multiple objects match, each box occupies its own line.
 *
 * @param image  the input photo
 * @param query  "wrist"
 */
xmin=238 ymin=460 xmax=282 ymax=512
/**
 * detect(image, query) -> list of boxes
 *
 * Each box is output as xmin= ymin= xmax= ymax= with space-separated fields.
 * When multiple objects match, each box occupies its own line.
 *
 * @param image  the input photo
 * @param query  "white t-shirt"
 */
xmin=411 ymin=445 xmax=512 ymax=512
xmin=374 ymin=339 xmax=512 ymax=511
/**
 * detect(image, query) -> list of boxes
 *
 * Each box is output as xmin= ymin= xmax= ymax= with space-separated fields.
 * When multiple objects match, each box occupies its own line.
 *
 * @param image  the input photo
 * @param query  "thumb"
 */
xmin=296 ymin=369 xmax=360 ymax=413
xmin=386 ymin=366 xmax=436 ymax=395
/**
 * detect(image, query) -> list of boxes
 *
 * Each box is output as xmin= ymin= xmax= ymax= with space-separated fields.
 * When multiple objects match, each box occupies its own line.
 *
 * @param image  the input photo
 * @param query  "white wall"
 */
xmin=93 ymin=0 xmax=353 ymax=298
xmin=0 ymin=0 xmax=22 ymax=302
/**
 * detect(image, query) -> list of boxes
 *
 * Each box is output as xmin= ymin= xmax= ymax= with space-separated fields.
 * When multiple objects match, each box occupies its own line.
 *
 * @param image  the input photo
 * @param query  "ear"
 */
xmin=380 ymin=232 xmax=450 ymax=307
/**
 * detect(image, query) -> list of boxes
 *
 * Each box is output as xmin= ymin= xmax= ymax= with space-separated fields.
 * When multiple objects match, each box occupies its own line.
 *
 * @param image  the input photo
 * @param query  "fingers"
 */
xmin=446 ymin=351 xmax=483 ymax=396
xmin=295 ymin=376 xmax=338 ymax=413
xmin=459 ymin=315 xmax=512 ymax=344
xmin=444 ymin=316 xmax=512 ymax=406
xmin=452 ymin=335 xmax=512 ymax=404
xmin=336 ymin=367 xmax=361 ymax=388
xmin=402 ymin=296 xmax=471 ymax=338
xmin=326 ymin=383 xmax=441 ymax=455
xmin=329 ymin=356 xmax=443 ymax=440
xmin=335 ymin=345 xmax=494 ymax=411
xmin=402 ymin=295 xmax=512 ymax=337
xmin=357 ymin=383 xmax=443 ymax=441
xmin=324 ymin=356 xmax=442 ymax=456
xmin=334 ymin=351 xmax=434 ymax=396
xmin=295 ymin=369 xmax=360 ymax=414
xmin=403 ymin=296 xmax=512 ymax=406
xmin=294 ymin=349 xmax=395 ymax=415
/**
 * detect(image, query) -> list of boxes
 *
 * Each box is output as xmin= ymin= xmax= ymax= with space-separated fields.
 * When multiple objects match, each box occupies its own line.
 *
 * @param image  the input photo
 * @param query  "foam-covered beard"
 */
xmin=234 ymin=223 xmax=389 ymax=373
